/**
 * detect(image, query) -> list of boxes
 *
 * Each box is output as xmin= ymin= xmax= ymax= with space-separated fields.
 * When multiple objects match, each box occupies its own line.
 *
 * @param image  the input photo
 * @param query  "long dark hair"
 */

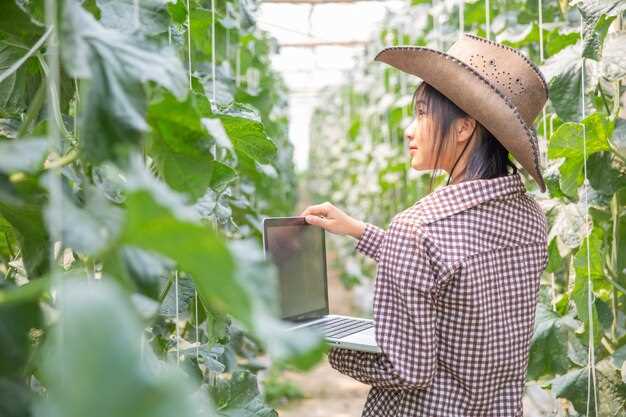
xmin=410 ymin=81 xmax=518 ymax=193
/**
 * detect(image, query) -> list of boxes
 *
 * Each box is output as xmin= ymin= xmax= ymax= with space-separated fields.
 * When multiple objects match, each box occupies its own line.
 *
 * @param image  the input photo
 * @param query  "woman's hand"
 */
xmin=299 ymin=202 xmax=365 ymax=239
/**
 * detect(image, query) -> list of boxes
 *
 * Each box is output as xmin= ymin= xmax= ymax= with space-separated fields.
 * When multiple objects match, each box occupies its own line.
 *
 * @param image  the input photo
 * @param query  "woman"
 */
xmin=299 ymin=33 xmax=550 ymax=416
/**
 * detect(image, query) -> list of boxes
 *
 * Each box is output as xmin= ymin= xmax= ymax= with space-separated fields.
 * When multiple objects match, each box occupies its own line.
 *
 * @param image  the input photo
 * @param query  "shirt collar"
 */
xmin=410 ymin=172 xmax=527 ymax=225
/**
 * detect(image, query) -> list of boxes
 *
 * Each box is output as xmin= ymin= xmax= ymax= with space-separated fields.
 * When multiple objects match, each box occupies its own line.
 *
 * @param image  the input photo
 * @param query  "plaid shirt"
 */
xmin=328 ymin=172 xmax=549 ymax=417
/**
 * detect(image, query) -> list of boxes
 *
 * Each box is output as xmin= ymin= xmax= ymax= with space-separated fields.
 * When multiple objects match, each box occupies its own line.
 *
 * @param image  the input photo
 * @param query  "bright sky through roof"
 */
xmin=257 ymin=1 xmax=406 ymax=172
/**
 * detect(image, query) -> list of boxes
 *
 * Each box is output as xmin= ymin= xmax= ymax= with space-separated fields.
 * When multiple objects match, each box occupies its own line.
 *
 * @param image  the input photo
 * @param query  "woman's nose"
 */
xmin=404 ymin=119 xmax=416 ymax=142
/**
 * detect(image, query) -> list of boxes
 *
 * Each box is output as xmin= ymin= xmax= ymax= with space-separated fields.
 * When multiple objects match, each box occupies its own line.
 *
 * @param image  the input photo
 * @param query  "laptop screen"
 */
xmin=263 ymin=217 xmax=329 ymax=321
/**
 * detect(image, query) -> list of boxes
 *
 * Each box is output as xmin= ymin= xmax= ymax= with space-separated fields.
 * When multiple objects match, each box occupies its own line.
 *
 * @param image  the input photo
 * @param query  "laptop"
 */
xmin=262 ymin=216 xmax=381 ymax=354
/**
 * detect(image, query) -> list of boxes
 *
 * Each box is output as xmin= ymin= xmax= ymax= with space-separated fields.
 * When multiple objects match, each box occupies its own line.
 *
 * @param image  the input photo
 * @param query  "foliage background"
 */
xmin=306 ymin=0 xmax=626 ymax=414
xmin=0 ymin=0 xmax=327 ymax=416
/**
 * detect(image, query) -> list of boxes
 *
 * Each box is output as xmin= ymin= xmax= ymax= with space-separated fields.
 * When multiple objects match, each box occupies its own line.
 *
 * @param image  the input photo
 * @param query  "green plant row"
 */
xmin=307 ymin=0 xmax=626 ymax=413
xmin=0 ymin=0 xmax=327 ymax=416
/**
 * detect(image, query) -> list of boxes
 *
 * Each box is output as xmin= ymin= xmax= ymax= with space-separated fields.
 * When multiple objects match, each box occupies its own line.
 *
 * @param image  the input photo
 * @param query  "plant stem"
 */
xmin=44 ymin=148 xmax=80 ymax=170
xmin=0 ymin=27 xmax=53 ymax=84
xmin=17 ymin=80 xmax=46 ymax=138
xmin=597 ymin=83 xmax=612 ymax=116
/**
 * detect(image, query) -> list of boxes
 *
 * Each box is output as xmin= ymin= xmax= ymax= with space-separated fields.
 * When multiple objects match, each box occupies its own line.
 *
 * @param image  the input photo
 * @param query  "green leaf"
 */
xmin=0 ymin=41 xmax=43 ymax=114
xmin=571 ymin=0 xmax=626 ymax=60
xmin=96 ymin=0 xmax=171 ymax=35
xmin=119 ymin=157 xmax=253 ymax=327
xmin=571 ymin=229 xmax=605 ymax=348
xmin=0 ymin=0 xmax=44 ymax=41
xmin=217 ymin=113 xmax=277 ymax=165
xmin=0 ymin=377 xmax=32 ymax=417
xmin=610 ymin=188 xmax=626 ymax=283
xmin=43 ymin=181 xmax=123 ymax=256
xmin=0 ymin=176 xmax=49 ymax=278
xmin=60 ymin=0 xmax=187 ymax=163
xmin=0 ymin=280 xmax=43 ymax=377
xmin=610 ymin=118 xmax=626 ymax=160
xmin=33 ymin=277 xmax=207 ymax=417
xmin=0 ymin=138 xmax=47 ymax=174
xmin=527 ymin=303 xmax=578 ymax=379
xmin=208 ymin=369 xmax=277 ymax=417
xmin=227 ymin=239 xmax=327 ymax=371
xmin=548 ymin=112 xmax=613 ymax=198
xmin=602 ymin=32 xmax=626 ymax=82
xmin=121 ymin=246 xmax=174 ymax=300
xmin=147 ymin=93 xmax=238 ymax=200
xmin=551 ymin=366 xmax=593 ymax=415
xmin=541 ymin=42 xmax=600 ymax=123
xmin=587 ymin=151 xmax=626 ymax=196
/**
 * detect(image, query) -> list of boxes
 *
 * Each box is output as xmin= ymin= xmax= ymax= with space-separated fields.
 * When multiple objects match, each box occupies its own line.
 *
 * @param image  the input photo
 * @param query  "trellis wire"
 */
xmin=44 ymin=0 xmax=64 ymax=387
xmin=186 ymin=0 xmax=193 ymax=89
xmin=175 ymin=270 xmax=181 ymax=365
xmin=536 ymin=0 xmax=556 ymax=309
xmin=211 ymin=0 xmax=216 ymax=104
xmin=579 ymin=12 xmax=599 ymax=417
xmin=459 ymin=0 xmax=464 ymax=37
xmin=485 ymin=0 xmax=490 ymax=40
xmin=133 ymin=0 xmax=140 ymax=31
xmin=184 ymin=0 xmax=201 ymax=363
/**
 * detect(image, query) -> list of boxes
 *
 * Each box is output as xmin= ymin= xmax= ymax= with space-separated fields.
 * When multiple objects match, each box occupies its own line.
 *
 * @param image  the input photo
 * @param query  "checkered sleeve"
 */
xmin=354 ymin=222 xmax=386 ymax=262
xmin=329 ymin=221 xmax=438 ymax=390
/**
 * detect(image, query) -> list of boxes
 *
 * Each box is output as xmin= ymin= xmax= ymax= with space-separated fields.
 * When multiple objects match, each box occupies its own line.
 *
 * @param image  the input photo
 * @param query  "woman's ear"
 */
xmin=456 ymin=117 xmax=476 ymax=144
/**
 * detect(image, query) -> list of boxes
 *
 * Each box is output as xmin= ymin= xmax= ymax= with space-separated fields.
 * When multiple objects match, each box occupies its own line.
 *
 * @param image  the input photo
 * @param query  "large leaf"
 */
xmin=602 ymin=32 xmax=626 ymax=82
xmin=118 ymin=156 xmax=253 ymax=326
xmin=0 ymin=41 xmax=43 ymax=115
xmin=227 ymin=239 xmax=327 ymax=370
xmin=527 ymin=303 xmax=579 ymax=379
xmin=96 ymin=0 xmax=171 ymax=35
xmin=0 ymin=0 xmax=44 ymax=41
xmin=43 ymin=180 xmax=123 ymax=256
xmin=213 ymin=103 xmax=277 ymax=165
xmin=571 ymin=227 xmax=605 ymax=348
xmin=570 ymin=0 xmax=626 ymax=60
xmin=610 ymin=188 xmax=626 ymax=283
xmin=548 ymin=112 xmax=613 ymax=198
xmin=148 ymin=92 xmax=237 ymax=200
xmin=60 ymin=0 xmax=187 ymax=163
xmin=551 ymin=366 xmax=592 ymax=415
xmin=33 ymin=277 xmax=207 ymax=417
xmin=208 ymin=369 xmax=277 ymax=417
xmin=0 ymin=280 xmax=43 ymax=377
xmin=0 ymin=138 xmax=47 ymax=174
xmin=0 ymin=176 xmax=49 ymax=278
xmin=541 ymin=42 xmax=601 ymax=123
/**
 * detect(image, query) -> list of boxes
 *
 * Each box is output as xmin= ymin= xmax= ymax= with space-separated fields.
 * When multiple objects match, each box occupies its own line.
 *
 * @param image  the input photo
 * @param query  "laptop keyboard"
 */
xmin=307 ymin=317 xmax=374 ymax=339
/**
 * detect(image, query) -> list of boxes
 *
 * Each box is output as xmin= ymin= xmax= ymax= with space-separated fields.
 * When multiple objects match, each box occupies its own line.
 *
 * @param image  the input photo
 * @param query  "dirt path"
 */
xmin=275 ymin=247 xmax=371 ymax=417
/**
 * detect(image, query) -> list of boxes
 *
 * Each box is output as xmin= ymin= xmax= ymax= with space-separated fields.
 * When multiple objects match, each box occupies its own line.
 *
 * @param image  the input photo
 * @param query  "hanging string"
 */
xmin=184 ymin=0 xmax=201 ymax=362
xmin=579 ymin=12 xmax=599 ymax=417
xmin=175 ymin=270 xmax=180 ymax=365
xmin=485 ymin=0 xmax=490 ymax=40
xmin=536 ymin=0 xmax=557 ymax=309
xmin=211 ymin=0 xmax=216 ymax=104
xmin=186 ymin=0 xmax=193 ymax=89
xmin=537 ymin=0 xmax=547 ymax=168
xmin=133 ymin=0 xmax=140 ymax=31
xmin=459 ymin=0 xmax=464 ymax=38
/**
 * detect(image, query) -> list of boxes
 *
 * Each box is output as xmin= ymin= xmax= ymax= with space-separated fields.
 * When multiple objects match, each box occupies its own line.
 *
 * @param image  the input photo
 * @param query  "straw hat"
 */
xmin=374 ymin=32 xmax=549 ymax=193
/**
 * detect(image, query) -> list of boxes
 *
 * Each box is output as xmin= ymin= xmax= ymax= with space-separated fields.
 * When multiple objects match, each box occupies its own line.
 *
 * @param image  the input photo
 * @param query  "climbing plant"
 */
xmin=307 ymin=0 xmax=626 ymax=414
xmin=0 ymin=0 xmax=326 ymax=416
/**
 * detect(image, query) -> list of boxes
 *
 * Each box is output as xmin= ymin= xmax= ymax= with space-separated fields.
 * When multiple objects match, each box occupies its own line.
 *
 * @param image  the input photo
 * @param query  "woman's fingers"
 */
xmin=304 ymin=214 xmax=327 ymax=227
xmin=300 ymin=202 xmax=332 ymax=217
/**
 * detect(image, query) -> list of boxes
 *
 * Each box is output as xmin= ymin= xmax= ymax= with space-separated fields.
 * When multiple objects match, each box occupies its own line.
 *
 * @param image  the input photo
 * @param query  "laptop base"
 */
xmin=289 ymin=313 xmax=381 ymax=354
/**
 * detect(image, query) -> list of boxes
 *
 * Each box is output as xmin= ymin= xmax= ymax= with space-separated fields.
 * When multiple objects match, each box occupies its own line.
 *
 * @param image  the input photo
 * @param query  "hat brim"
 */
xmin=374 ymin=46 xmax=546 ymax=193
